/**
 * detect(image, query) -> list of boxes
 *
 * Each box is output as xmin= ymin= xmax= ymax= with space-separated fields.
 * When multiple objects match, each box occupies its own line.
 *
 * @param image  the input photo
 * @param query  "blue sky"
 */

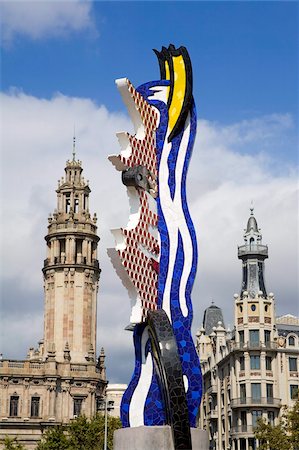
xmin=2 ymin=2 xmax=298 ymax=127
xmin=1 ymin=1 xmax=298 ymax=382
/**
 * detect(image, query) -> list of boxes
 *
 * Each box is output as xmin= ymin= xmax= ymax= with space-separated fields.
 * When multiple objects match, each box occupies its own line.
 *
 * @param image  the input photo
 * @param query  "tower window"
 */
xmin=239 ymin=331 xmax=244 ymax=346
xmin=251 ymin=383 xmax=261 ymax=401
xmin=265 ymin=305 xmax=268 ymax=312
xmin=31 ymin=397 xmax=40 ymax=418
xmin=288 ymin=336 xmax=295 ymax=346
xmin=249 ymin=330 xmax=260 ymax=347
xmin=290 ymin=385 xmax=298 ymax=400
xmin=74 ymin=198 xmax=79 ymax=213
xmin=268 ymin=411 xmax=274 ymax=425
xmin=251 ymin=304 xmax=256 ymax=311
xmin=250 ymin=355 xmax=260 ymax=370
xmin=240 ymin=356 xmax=245 ymax=371
xmin=289 ymin=357 xmax=298 ymax=372
xmin=240 ymin=384 xmax=246 ymax=401
xmin=249 ymin=237 xmax=254 ymax=250
xmin=65 ymin=193 xmax=71 ymax=213
xmin=264 ymin=330 xmax=271 ymax=346
xmin=59 ymin=239 xmax=66 ymax=257
xmin=83 ymin=194 xmax=88 ymax=210
xmin=9 ymin=396 xmax=19 ymax=417
xmin=73 ymin=397 xmax=83 ymax=416
xmin=266 ymin=384 xmax=273 ymax=401
xmin=266 ymin=356 xmax=272 ymax=371
xmin=252 ymin=410 xmax=262 ymax=427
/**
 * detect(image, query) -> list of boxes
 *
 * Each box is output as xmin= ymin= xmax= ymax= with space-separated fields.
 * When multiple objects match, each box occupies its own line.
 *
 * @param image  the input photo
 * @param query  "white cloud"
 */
xmin=0 ymin=0 xmax=96 ymax=46
xmin=0 ymin=90 xmax=298 ymax=382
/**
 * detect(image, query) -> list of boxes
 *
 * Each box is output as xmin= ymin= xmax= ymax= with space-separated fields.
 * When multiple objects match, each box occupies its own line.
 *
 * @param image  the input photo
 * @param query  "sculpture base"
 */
xmin=113 ymin=426 xmax=209 ymax=450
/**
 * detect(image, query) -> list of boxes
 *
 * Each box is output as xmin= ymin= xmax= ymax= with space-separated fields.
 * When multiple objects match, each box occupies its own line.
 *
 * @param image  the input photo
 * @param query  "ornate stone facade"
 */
xmin=196 ymin=210 xmax=299 ymax=450
xmin=0 ymin=152 xmax=107 ymax=449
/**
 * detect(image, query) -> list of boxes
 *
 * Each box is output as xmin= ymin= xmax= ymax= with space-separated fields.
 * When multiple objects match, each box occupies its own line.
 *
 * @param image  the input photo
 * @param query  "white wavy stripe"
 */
xmin=175 ymin=116 xmax=194 ymax=317
xmin=159 ymin=114 xmax=193 ymax=318
xmin=129 ymin=327 xmax=153 ymax=426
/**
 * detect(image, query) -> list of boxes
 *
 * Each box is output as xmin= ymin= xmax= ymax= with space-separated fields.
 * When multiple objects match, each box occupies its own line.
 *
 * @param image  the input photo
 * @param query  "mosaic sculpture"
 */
xmin=108 ymin=45 xmax=202 ymax=449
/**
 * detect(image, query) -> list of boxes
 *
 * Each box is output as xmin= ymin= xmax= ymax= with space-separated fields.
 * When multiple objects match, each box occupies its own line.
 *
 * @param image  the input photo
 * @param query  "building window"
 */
xmin=265 ymin=304 xmax=268 ymax=312
xmin=249 ymin=330 xmax=259 ymax=347
xmin=241 ymin=410 xmax=247 ymax=429
xmin=267 ymin=411 xmax=274 ymax=425
xmin=288 ymin=336 xmax=295 ymax=346
xmin=9 ymin=396 xmax=19 ymax=417
xmin=73 ymin=397 xmax=83 ymax=416
xmin=289 ymin=357 xmax=298 ymax=372
xmin=251 ymin=383 xmax=261 ymax=401
xmin=266 ymin=384 xmax=273 ymax=402
xmin=74 ymin=197 xmax=79 ymax=213
xmin=250 ymin=355 xmax=260 ymax=370
xmin=251 ymin=304 xmax=256 ymax=311
xmin=31 ymin=397 xmax=40 ymax=418
xmin=240 ymin=356 xmax=245 ymax=371
xmin=266 ymin=356 xmax=272 ymax=371
xmin=252 ymin=410 xmax=262 ymax=427
xmin=290 ymin=385 xmax=299 ymax=400
xmin=240 ymin=384 xmax=246 ymax=402
xmin=96 ymin=397 xmax=105 ymax=412
xmin=239 ymin=330 xmax=244 ymax=346
xmin=264 ymin=330 xmax=271 ymax=346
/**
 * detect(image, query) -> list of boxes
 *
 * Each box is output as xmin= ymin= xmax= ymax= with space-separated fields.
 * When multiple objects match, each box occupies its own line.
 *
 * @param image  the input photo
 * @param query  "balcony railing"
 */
xmin=44 ymin=257 xmax=99 ymax=269
xmin=231 ymin=425 xmax=254 ymax=434
xmin=232 ymin=341 xmax=277 ymax=351
xmin=238 ymin=244 xmax=268 ymax=257
xmin=231 ymin=397 xmax=281 ymax=408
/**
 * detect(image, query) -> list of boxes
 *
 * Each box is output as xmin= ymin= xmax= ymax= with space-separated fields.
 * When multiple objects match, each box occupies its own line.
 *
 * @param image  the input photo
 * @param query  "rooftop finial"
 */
xmin=250 ymin=200 xmax=254 ymax=216
xmin=72 ymin=125 xmax=76 ymax=161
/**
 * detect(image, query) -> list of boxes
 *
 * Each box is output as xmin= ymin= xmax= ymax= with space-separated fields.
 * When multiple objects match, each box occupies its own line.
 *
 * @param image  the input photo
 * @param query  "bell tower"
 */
xmin=43 ymin=143 xmax=100 ymax=363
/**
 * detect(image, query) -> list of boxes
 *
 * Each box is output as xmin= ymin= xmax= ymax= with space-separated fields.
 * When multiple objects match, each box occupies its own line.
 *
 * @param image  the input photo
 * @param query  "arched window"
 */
xmin=249 ymin=237 xmax=254 ymax=250
xmin=288 ymin=336 xmax=295 ymax=346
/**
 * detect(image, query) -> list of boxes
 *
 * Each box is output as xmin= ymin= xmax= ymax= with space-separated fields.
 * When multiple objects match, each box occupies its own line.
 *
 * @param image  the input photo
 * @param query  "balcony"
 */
xmin=238 ymin=244 xmax=268 ymax=257
xmin=231 ymin=397 xmax=281 ymax=408
xmin=231 ymin=425 xmax=254 ymax=435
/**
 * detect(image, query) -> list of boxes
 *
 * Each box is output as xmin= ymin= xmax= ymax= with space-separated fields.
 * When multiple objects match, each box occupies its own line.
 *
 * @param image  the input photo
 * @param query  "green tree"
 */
xmin=36 ymin=426 xmax=69 ymax=450
xmin=286 ymin=398 xmax=299 ymax=450
xmin=254 ymin=399 xmax=299 ymax=450
xmin=36 ymin=414 xmax=121 ymax=450
xmin=2 ymin=437 xmax=26 ymax=450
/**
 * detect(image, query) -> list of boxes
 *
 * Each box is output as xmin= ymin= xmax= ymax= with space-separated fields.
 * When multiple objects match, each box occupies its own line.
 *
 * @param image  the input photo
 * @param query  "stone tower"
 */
xmin=43 ymin=146 xmax=100 ymax=363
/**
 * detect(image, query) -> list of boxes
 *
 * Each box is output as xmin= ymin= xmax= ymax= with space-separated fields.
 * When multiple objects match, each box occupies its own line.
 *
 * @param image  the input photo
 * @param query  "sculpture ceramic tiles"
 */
xmin=108 ymin=45 xmax=202 ymax=449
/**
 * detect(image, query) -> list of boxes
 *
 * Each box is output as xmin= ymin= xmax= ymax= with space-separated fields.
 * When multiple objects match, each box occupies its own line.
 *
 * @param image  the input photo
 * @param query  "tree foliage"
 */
xmin=36 ymin=414 xmax=121 ymax=450
xmin=2 ymin=437 xmax=26 ymax=450
xmin=254 ymin=399 xmax=299 ymax=450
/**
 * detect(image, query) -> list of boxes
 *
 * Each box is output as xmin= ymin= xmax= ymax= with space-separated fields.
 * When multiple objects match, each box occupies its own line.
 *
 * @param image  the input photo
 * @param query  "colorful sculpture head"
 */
xmin=108 ymin=45 xmax=202 ymax=449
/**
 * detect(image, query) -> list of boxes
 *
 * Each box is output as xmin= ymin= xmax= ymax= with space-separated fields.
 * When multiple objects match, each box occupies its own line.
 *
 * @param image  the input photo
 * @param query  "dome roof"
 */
xmin=246 ymin=215 xmax=258 ymax=232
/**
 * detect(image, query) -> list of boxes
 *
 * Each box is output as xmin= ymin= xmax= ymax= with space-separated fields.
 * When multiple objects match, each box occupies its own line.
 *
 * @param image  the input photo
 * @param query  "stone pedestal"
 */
xmin=113 ymin=426 xmax=209 ymax=450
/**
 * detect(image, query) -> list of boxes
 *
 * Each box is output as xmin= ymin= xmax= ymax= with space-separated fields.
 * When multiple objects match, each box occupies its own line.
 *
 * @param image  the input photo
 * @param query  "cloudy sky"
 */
xmin=0 ymin=1 xmax=298 ymax=384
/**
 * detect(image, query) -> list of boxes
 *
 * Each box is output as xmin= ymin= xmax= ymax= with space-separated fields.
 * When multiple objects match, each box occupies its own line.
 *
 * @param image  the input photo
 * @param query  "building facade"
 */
xmin=0 ymin=153 xmax=107 ymax=449
xmin=196 ymin=209 xmax=299 ymax=450
xmin=106 ymin=384 xmax=127 ymax=419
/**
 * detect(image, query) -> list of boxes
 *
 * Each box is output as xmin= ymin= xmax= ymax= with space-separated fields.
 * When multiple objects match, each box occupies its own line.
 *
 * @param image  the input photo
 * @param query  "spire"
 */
xmin=238 ymin=209 xmax=268 ymax=298
xmin=72 ymin=134 xmax=76 ymax=162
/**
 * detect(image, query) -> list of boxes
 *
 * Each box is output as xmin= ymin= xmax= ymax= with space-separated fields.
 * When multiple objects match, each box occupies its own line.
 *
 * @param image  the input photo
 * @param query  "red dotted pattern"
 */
xmin=114 ymin=80 xmax=159 ymax=320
